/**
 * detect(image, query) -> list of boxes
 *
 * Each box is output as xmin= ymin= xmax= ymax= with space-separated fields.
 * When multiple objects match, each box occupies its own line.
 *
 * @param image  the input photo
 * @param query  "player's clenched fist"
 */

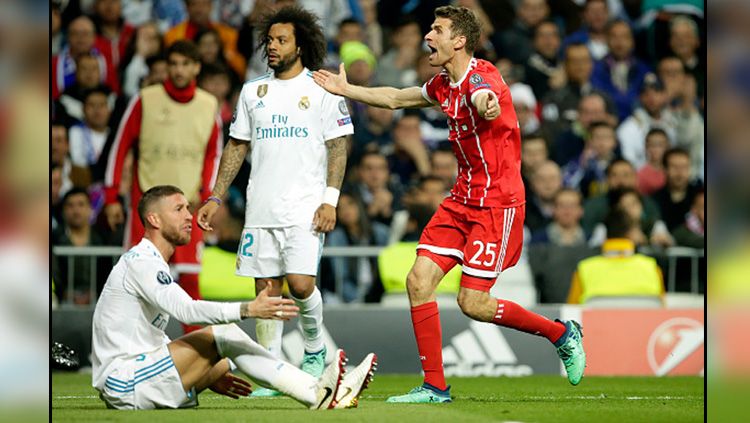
xmin=477 ymin=91 xmax=500 ymax=120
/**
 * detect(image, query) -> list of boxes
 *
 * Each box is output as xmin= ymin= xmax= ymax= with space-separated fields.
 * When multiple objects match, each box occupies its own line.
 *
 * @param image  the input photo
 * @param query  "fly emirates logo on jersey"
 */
xmin=255 ymin=114 xmax=309 ymax=141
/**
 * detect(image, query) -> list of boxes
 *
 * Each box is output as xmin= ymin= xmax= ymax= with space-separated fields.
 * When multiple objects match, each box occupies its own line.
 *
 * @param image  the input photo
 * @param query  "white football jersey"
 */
xmin=229 ymin=68 xmax=354 ymax=227
xmin=91 ymin=239 xmax=241 ymax=391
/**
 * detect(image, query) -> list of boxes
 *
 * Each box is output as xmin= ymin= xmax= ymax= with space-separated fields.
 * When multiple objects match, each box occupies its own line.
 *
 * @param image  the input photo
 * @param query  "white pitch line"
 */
xmin=54 ymin=395 xmax=99 ymax=399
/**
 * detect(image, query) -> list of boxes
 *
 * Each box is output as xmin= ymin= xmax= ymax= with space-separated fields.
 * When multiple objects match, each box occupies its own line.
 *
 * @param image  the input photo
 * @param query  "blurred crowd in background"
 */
xmin=50 ymin=0 xmax=706 ymax=306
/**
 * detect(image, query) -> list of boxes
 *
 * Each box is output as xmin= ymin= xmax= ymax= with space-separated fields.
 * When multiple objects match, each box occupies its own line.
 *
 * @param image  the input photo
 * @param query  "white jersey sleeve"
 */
xmin=125 ymin=257 xmax=242 ymax=326
xmin=320 ymin=92 xmax=354 ymax=141
xmin=229 ymin=84 xmax=253 ymax=142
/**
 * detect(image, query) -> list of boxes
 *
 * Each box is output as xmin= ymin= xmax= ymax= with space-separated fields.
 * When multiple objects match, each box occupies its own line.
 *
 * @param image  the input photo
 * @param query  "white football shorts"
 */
xmin=236 ymin=225 xmax=325 ymax=278
xmin=99 ymin=344 xmax=198 ymax=410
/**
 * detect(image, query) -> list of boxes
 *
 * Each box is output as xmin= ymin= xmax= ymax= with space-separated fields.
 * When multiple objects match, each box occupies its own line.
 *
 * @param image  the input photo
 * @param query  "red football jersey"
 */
xmin=422 ymin=58 xmax=525 ymax=208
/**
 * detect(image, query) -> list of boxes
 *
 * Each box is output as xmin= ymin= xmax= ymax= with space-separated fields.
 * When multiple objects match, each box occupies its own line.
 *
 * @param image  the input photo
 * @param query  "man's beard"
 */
xmin=163 ymin=226 xmax=191 ymax=246
xmin=269 ymin=51 xmax=300 ymax=74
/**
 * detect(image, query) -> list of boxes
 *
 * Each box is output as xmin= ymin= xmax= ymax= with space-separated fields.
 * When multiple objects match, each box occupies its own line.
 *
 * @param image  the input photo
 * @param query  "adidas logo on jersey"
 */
xmin=255 ymin=100 xmax=265 ymax=109
xmin=443 ymin=321 xmax=533 ymax=377
xmin=441 ymin=99 xmax=449 ymax=108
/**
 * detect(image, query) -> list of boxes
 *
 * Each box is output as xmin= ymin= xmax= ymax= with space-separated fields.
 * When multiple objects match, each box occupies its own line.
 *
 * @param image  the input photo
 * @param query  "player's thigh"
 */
xmin=168 ymin=327 xmax=221 ymax=392
xmin=236 ymin=227 xmax=284 ymax=280
xmin=100 ymin=345 xmax=199 ymax=410
xmin=461 ymin=205 xmax=524 ymax=292
xmin=416 ymin=200 xmax=467 ymax=266
xmin=281 ymin=225 xmax=324 ymax=278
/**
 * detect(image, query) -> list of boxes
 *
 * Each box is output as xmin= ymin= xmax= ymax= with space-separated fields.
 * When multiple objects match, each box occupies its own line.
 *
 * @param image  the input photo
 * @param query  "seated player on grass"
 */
xmin=91 ymin=185 xmax=377 ymax=410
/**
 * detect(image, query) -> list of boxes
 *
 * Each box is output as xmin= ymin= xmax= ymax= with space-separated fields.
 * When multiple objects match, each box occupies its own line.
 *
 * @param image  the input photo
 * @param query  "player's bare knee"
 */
xmin=406 ymin=269 xmax=430 ymax=301
xmin=457 ymin=289 xmax=489 ymax=321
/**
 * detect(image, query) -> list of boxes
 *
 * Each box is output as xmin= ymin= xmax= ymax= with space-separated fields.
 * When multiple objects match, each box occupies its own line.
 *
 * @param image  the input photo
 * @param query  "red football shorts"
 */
xmin=417 ymin=199 xmax=525 ymax=292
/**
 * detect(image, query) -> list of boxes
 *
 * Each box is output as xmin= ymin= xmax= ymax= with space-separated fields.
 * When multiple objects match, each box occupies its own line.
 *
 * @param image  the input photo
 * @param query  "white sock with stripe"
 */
xmin=291 ymin=287 xmax=324 ymax=353
xmin=255 ymin=317 xmax=283 ymax=359
xmin=212 ymin=323 xmax=317 ymax=406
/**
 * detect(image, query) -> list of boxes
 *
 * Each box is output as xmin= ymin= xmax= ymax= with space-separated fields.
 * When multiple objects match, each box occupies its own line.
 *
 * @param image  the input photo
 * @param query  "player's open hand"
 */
xmin=479 ymin=91 xmax=500 ymax=120
xmin=196 ymin=200 xmax=219 ymax=231
xmin=209 ymin=371 xmax=253 ymax=399
xmin=312 ymin=63 xmax=349 ymax=96
xmin=245 ymin=286 xmax=298 ymax=320
xmin=313 ymin=203 xmax=336 ymax=233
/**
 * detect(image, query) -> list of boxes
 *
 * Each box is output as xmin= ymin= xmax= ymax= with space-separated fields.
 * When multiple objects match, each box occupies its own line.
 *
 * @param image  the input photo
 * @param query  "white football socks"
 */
xmin=212 ymin=324 xmax=317 ymax=406
xmin=291 ymin=287 xmax=325 ymax=353
xmin=255 ymin=316 xmax=283 ymax=359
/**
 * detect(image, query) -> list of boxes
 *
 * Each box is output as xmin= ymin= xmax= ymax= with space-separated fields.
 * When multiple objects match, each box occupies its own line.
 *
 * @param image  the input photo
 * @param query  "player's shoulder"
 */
xmin=122 ymin=241 xmax=167 ymax=269
xmin=427 ymin=69 xmax=450 ymax=86
xmin=242 ymin=72 xmax=273 ymax=90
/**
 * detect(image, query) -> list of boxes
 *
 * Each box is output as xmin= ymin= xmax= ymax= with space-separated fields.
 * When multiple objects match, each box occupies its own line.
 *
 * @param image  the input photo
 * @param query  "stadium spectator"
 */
xmin=350 ymin=104 xmax=394 ymax=163
xmin=104 ymin=40 xmax=222 ymax=332
xmin=669 ymin=15 xmax=703 ymax=98
xmin=541 ymin=43 xmax=614 ymax=143
xmin=57 ymin=53 xmax=116 ymax=121
xmin=120 ymin=0 xmax=187 ymax=29
xmin=142 ymin=53 xmax=170 ymax=87
xmin=195 ymin=27 xmax=242 ymax=83
xmin=581 ymin=158 xmax=662 ymax=234
xmin=297 ymin=0 xmax=352 ymax=40
xmin=531 ymin=188 xmax=588 ymax=246
xmin=377 ymin=17 xmax=423 ymax=88
xmin=320 ymin=192 xmax=390 ymax=303
xmin=197 ymin=62 xmax=235 ymax=128
xmin=352 ymin=151 xmax=404 ymax=227
xmin=527 ymin=188 xmax=596 ymax=303
xmin=92 ymin=0 xmax=136 ymax=69
xmin=430 ymin=146 xmax=458 ymax=189
xmin=567 ymin=208 xmax=665 ymax=305
xmin=591 ymin=20 xmax=651 ymax=121
xmin=589 ymin=187 xmax=674 ymax=248
xmin=52 ymin=164 xmax=65 ymax=230
xmin=524 ymin=20 xmax=562 ymax=100
xmin=636 ymin=128 xmax=669 ymax=196
xmin=359 ymin=0 xmax=383 ymax=57
xmin=653 ymin=147 xmax=703 ymax=231
xmin=656 ymin=56 xmax=686 ymax=105
xmin=561 ymin=0 xmax=610 ymax=61
xmin=340 ymin=40 xmax=377 ymax=87
xmin=387 ymin=113 xmax=432 ymax=186
xmin=68 ymin=88 xmax=113 ymax=174
xmin=498 ymin=0 xmax=550 ymax=64
xmin=325 ymin=18 xmax=365 ymax=68
xmin=668 ymin=73 xmax=705 ymax=182
xmin=562 ymin=121 xmax=618 ymax=198
xmin=521 ymin=134 xmax=549 ymax=188
xmin=211 ymin=0 xmax=256 ymax=29
xmin=511 ymin=83 xmax=541 ymax=136
xmin=164 ymin=0 xmax=246 ymax=78
xmin=121 ymin=22 xmax=164 ymax=98
xmin=672 ymin=188 xmax=704 ymax=249
xmin=551 ymin=92 xmax=615 ymax=166
xmin=52 ymin=188 xmax=107 ymax=304
xmin=52 ymin=15 xmax=119 ymax=99
xmin=52 ymin=122 xmax=91 ymax=191
xmin=52 ymin=0 xmax=64 ymax=55
xmin=526 ymin=160 xmax=562 ymax=233
xmin=616 ymin=73 xmax=676 ymax=169
xmin=415 ymin=51 xmax=449 ymax=148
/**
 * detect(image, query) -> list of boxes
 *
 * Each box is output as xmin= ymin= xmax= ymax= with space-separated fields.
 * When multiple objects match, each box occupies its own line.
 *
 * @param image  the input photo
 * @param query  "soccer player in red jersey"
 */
xmin=314 ymin=6 xmax=586 ymax=403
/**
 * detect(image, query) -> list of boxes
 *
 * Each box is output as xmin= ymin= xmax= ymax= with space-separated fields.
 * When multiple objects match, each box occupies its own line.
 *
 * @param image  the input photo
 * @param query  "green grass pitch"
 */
xmin=53 ymin=372 xmax=703 ymax=422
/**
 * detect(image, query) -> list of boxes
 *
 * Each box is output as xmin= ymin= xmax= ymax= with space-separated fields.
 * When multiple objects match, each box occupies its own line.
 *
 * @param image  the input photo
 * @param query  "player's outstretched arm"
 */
xmin=313 ymin=63 xmax=431 ymax=110
xmin=197 ymin=138 xmax=249 ymax=231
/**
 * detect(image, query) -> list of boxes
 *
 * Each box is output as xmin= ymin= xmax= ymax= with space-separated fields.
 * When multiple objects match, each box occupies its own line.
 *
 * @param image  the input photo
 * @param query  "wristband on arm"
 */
xmin=323 ymin=187 xmax=340 ymax=207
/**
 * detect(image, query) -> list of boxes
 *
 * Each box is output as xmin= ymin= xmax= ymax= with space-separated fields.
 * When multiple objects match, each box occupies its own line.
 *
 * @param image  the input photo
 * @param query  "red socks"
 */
xmin=410 ymin=302 xmax=447 ymax=391
xmin=492 ymin=299 xmax=565 ymax=344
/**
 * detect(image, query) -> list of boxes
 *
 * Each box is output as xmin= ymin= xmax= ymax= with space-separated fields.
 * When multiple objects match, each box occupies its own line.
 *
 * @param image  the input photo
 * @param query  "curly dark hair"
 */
xmin=255 ymin=6 xmax=327 ymax=71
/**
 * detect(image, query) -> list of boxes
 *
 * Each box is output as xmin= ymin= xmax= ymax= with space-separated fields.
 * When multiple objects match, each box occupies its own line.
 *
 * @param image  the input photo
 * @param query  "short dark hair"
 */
xmin=146 ymin=52 xmax=167 ymax=69
xmin=434 ymin=5 xmax=481 ymax=54
xmin=645 ymin=127 xmax=669 ymax=143
xmin=256 ymin=6 xmax=327 ymax=70
xmin=604 ymin=208 xmax=635 ymax=239
xmin=607 ymin=187 xmax=640 ymax=208
xmin=82 ymin=86 xmax=111 ymax=104
xmin=137 ymin=185 xmax=184 ymax=226
xmin=662 ymin=146 xmax=690 ymax=169
xmin=554 ymin=188 xmax=582 ymax=205
xmin=606 ymin=19 xmax=632 ymax=35
xmin=62 ymin=187 xmax=91 ymax=207
xmin=198 ymin=62 xmax=230 ymax=83
xmin=338 ymin=17 xmax=361 ymax=29
xmin=588 ymin=120 xmax=614 ymax=133
xmin=606 ymin=158 xmax=634 ymax=176
xmin=418 ymin=175 xmax=445 ymax=188
xmin=564 ymin=42 xmax=590 ymax=59
xmin=167 ymin=40 xmax=201 ymax=63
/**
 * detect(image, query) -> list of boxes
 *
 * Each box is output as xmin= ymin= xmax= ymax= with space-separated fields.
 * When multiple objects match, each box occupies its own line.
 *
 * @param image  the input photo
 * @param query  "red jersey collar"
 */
xmin=163 ymin=78 xmax=196 ymax=103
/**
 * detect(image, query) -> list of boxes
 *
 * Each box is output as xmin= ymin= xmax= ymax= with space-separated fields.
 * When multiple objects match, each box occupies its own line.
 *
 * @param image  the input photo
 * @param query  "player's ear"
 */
xmin=146 ymin=212 xmax=160 ymax=230
xmin=453 ymin=35 xmax=466 ymax=51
